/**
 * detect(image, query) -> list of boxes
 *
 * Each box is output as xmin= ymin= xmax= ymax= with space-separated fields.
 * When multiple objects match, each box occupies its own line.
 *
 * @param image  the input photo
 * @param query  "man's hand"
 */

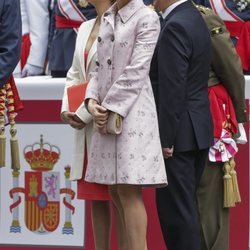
xmin=162 ymin=147 xmax=174 ymax=159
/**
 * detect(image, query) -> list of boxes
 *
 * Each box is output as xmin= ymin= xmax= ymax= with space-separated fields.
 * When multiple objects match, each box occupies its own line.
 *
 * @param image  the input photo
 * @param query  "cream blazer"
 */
xmin=61 ymin=18 xmax=97 ymax=181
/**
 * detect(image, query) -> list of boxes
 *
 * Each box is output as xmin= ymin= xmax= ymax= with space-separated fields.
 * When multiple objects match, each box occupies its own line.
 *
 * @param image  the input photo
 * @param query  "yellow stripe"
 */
xmin=35 ymin=204 xmax=38 ymax=230
xmin=28 ymin=201 xmax=31 ymax=229
xmin=32 ymin=201 xmax=35 ymax=231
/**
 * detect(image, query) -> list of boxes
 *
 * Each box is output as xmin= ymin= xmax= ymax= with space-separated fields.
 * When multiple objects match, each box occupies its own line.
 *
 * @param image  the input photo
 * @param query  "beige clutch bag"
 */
xmin=107 ymin=112 xmax=122 ymax=135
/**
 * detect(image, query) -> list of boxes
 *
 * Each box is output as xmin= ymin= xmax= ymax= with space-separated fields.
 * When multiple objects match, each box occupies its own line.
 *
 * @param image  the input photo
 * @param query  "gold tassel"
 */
xmin=0 ymin=88 xmax=6 ymax=167
xmin=0 ymin=116 xmax=6 ymax=167
xmin=223 ymin=161 xmax=235 ymax=208
xmin=6 ymin=83 xmax=20 ymax=170
xmin=9 ymin=114 xmax=20 ymax=170
xmin=229 ymin=158 xmax=241 ymax=203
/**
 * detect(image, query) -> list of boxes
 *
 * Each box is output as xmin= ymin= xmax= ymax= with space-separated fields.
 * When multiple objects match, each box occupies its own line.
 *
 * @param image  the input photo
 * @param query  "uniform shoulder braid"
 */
xmin=194 ymin=3 xmax=213 ymax=15
xmin=194 ymin=3 xmax=225 ymax=37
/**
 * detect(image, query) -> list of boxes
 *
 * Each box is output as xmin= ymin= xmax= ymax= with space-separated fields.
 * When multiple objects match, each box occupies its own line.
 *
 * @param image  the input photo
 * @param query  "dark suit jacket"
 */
xmin=150 ymin=1 xmax=213 ymax=152
xmin=0 ymin=0 xmax=21 ymax=88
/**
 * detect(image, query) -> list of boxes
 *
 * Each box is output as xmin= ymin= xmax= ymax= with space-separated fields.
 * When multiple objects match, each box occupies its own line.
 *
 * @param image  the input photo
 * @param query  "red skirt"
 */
xmin=77 ymin=145 xmax=110 ymax=201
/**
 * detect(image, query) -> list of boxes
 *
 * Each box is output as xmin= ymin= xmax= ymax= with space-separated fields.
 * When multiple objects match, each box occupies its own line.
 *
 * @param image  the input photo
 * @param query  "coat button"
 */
xmin=107 ymin=59 xmax=112 ymax=65
xmin=111 ymin=35 xmax=115 ymax=42
xmin=97 ymin=36 xmax=102 ymax=42
xmin=96 ymin=61 xmax=100 ymax=66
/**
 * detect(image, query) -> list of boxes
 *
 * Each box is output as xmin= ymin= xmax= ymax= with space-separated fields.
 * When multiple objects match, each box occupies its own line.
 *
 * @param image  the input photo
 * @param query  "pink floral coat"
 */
xmin=85 ymin=0 xmax=167 ymax=186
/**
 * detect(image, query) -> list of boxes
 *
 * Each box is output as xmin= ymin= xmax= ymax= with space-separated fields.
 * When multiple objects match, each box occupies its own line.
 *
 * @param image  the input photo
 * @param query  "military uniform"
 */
xmin=194 ymin=0 xmax=250 ymax=72
xmin=0 ymin=0 xmax=21 ymax=87
xmin=18 ymin=0 xmax=50 ymax=76
xmin=195 ymin=5 xmax=247 ymax=250
xmin=48 ymin=0 xmax=96 ymax=77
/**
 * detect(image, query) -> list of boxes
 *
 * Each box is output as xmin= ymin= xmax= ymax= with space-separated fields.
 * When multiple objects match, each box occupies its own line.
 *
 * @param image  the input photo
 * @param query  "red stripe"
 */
xmin=55 ymin=15 xmax=83 ymax=28
xmin=15 ymin=100 xmax=62 ymax=123
xmin=21 ymin=34 xmax=31 ymax=70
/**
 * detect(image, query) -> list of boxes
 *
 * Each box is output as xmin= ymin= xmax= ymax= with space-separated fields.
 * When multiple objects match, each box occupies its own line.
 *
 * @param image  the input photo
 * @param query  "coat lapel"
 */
xmin=79 ymin=18 xmax=96 ymax=80
xmin=103 ymin=3 xmax=117 ymax=30
xmin=86 ymin=39 xmax=97 ymax=75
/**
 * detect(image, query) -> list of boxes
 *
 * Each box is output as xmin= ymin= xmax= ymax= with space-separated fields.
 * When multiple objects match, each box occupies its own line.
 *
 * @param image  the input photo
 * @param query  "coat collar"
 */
xmin=104 ymin=0 xmax=144 ymax=24
xmin=118 ymin=0 xmax=144 ymax=23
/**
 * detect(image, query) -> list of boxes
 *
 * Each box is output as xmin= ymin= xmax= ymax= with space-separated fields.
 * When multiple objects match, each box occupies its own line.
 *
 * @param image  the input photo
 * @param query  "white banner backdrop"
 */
xmin=0 ymin=124 xmax=85 ymax=247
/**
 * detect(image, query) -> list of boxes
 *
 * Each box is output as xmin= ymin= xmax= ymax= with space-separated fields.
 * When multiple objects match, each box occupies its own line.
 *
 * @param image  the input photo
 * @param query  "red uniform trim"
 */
xmin=55 ymin=15 xmax=83 ymax=29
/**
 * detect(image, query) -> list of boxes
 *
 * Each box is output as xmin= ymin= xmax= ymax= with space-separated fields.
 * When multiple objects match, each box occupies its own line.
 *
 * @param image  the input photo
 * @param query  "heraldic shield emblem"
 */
xmin=25 ymin=171 xmax=60 ymax=233
xmin=9 ymin=135 xmax=76 ymax=235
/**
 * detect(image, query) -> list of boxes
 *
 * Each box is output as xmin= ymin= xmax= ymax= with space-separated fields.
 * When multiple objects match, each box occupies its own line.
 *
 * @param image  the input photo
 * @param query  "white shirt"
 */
xmin=162 ymin=0 xmax=187 ymax=19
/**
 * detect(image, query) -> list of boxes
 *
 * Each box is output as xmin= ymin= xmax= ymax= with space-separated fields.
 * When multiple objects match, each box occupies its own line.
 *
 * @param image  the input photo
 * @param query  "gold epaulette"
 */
xmin=194 ymin=3 xmax=224 ymax=35
xmin=194 ymin=3 xmax=213 ymax=15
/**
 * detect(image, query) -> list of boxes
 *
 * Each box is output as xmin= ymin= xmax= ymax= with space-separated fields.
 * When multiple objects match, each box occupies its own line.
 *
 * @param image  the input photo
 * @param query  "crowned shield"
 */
xmin=24 ymin=171 xmax=60 ymax=234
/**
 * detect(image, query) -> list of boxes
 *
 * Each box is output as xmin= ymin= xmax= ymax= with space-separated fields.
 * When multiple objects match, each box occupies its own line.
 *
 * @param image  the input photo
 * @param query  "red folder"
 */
xmin=67 ymin=82 xmax=87 ymax=112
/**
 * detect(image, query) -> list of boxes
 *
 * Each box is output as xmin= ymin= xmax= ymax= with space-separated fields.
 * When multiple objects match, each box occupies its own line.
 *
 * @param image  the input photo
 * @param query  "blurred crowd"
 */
xmin=13 ymin=0 xmax=154 ymax=79
xmin=13 ymin=0 xmax=250 ymax=79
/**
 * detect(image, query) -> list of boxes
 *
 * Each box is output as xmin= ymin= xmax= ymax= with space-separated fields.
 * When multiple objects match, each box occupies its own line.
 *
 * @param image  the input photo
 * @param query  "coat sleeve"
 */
xmin=208 ymin=13 xmax=247 ymax=123
xmin=158 ymin=22 xmax=192 ymax=148
xmin=84 ymin=67 xmax=100 ymax=104
xmin=101 ymin=10 xmax=160 ymax=118
xmin=0 ymin=0 xmax=21 ymax=88
xmin=61 ymin=24 xmax=92 ymax=124
xmin=25 ymin=0 xmax=50 ymax=67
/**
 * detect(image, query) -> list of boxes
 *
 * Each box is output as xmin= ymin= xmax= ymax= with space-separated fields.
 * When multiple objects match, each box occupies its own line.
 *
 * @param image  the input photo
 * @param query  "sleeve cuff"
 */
xmin=75 ymin=106 xmax=93 ymax=124
xmin=101 ymin=102 xmax=126 ymax=118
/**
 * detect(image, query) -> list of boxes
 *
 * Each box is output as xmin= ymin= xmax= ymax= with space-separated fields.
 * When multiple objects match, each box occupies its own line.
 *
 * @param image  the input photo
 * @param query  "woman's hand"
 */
xmin=61 ymin=111 xmax=86 ymax=130
xmin=70 ymin=114 xmax=86 ymax=130
xmin=61 ymin=111 xmax=75 ymax=124
xmin=88 ymin=99 xmax=109 ymax=131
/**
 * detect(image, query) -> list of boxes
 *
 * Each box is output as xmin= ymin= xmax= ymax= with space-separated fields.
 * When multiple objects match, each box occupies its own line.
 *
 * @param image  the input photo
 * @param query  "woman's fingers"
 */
xmin=94 ymin=115 xmax=108 ymax=122
xmin=93 ymin=107 xmax=109 ymax=119
xmin=95 ymin=105 xmax=107 ymax=113
xmin=69 ymin=119 xmax=85 ymax=130
xmin=95 ymin=119 xmax=108 ymax=127
xmin=61 ymin=111 xmax=75 ymax=123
